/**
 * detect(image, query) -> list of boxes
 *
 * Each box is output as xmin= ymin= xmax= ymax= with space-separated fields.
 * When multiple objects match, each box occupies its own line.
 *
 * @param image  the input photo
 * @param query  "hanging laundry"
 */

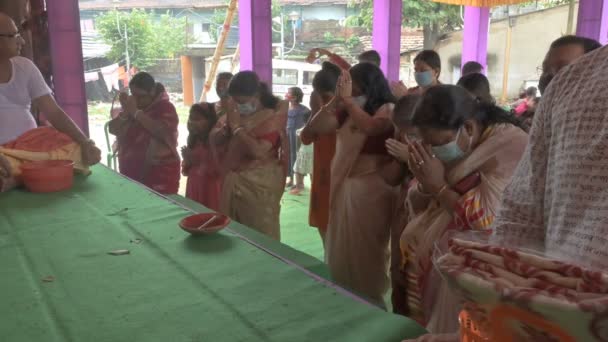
xmin=100 ymin=63 xmax=120 ymax=92
xmin=84 ymin=71 xmax=99 ymax=82
xmin=118 ymin=66 xmax=129 ymax=88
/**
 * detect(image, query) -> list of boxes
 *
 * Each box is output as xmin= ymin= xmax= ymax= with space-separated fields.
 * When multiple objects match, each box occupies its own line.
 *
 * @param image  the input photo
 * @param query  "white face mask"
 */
xmin=238 ymin=103 xmax=256 ymax=116
xmin=353 ymin=95 xmax=367 ymax=108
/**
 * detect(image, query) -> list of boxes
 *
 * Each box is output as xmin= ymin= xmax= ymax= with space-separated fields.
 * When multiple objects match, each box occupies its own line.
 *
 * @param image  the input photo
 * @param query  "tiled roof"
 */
xmin=79 ymin=0 xmax=348 ymax=10
xmin=360 ymin=29 xmax=424 ymax=54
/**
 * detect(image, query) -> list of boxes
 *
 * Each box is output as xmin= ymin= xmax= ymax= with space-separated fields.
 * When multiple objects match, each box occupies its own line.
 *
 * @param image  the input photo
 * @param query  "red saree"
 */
xmin=109 ymin=93 xmax=180 ymax=195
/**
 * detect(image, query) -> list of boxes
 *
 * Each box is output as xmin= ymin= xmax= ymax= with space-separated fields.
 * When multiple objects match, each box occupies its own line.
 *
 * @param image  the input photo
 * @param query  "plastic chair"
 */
xmin=104 ymin=92 xmax=121 ymax=171
xmin=104 ymin=121 xmax=117 ymax=170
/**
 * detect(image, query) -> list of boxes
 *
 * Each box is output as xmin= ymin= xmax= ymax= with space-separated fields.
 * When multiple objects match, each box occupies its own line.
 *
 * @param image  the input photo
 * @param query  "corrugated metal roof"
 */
xmin=81 ymin=31 xmax=111 ymax=59
xmin=79 ymin=0 xmax=349 ymax=10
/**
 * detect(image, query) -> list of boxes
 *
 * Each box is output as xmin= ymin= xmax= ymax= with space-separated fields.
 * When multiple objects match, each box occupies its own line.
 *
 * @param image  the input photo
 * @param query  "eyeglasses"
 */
xmin=0 ymin=32 xmax=22 ymax=39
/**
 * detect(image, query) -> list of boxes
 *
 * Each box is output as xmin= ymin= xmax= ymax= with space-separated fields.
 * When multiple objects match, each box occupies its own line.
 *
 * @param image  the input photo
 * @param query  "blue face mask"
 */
xmin=415 ymin=71 xmax=434 ymax=88
xmin=431 ymin=128 xmax=467 ymax=163
xmin=238 ymin=103 xmax=256 ymax=116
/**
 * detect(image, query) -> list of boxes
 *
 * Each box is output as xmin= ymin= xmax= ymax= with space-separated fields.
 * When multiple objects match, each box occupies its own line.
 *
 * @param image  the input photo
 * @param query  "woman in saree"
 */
xmin=300 ymin=61 xmax=342 ymax=243
xmin=307 ymin=62 xmax=397 ymax=306
xmin=108 ymin=72 xmax=180 ymax=195
xmin=399 ymin=85 xmax=527 ymax=335
xmin=381 ymin=94 xmax=420 ymax=315
xmin=210 ymin=71 xmax=288 ymax=240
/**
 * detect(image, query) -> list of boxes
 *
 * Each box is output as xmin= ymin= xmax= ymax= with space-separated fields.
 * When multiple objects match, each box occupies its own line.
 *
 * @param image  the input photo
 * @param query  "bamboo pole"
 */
xmin=181 ymin=56 xmax=194 ymax=106
xmin=231 ymin=43 xmax=240 ymax=73
xmin=199 ymin=0 xmax=238 ymax=102
xmin=501 ymin=18 xmax=514 ymax=103
xmin=566 ymin=0 xmax=576 ymax=34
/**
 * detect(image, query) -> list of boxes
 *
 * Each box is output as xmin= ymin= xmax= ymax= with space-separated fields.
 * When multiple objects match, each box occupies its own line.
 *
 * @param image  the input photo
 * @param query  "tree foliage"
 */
xmin=347 ymin=0 xmax=462 ymax=49
xmin=96 ymin=9 xmax=187 ymax=69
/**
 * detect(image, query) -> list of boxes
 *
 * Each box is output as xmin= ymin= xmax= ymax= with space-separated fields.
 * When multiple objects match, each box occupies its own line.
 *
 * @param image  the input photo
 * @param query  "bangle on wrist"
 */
xmin=233 ymin=126 xmax=245 ymax=136
xmin=417 ymin=182 xmax=431 ymax=195
xmin=434 ymin=184 xmax=450 ymax=197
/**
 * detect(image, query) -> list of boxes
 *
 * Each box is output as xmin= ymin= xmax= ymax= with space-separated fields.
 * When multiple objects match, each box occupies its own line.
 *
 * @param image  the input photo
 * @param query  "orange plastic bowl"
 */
xmin=179 ymin=213 xmax=231 ymax=235
xmin=20 ymin=160 xmax=74 ymax=193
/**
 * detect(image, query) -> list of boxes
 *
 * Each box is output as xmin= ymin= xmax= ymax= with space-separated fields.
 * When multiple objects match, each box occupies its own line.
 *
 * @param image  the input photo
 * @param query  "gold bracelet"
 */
xmin=435 ymin=184 xmax=450 ymax=197
xmin=416 ymin=182 xmax=432 ymax=196
xmin=233 ymin=127 xmax=245 ymax=136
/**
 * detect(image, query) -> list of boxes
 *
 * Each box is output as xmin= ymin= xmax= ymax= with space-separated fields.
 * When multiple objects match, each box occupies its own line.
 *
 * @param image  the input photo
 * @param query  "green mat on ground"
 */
xmin=279 ymin=187 xmax=325 ymax=262
xmin=0 ymin=166 xmax=425 ymax=342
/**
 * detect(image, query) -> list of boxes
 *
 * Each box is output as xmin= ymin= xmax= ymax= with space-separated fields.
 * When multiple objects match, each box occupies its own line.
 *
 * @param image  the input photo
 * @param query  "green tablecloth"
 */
xmin=0 ymin=166 xmax=425 ymax=342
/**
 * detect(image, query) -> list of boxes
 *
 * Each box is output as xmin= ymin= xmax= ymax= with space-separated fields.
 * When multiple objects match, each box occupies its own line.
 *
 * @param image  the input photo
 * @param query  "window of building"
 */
xmin=303 ymin=71 xmax=316 ymax=85
xmin=273 ymin=69 xmax=298 ymax=85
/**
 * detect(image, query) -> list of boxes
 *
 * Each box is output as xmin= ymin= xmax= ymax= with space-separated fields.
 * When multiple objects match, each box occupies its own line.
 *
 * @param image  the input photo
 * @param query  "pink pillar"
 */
xmin=47 ymin=0 xmax=89 ymax=135
xmin=576 ymin=0 xmax=608 ymax=44
xmin=372 ymin=0 xmax=402 ymax=81
xmin=461 ymin=7 xmax=491 ymax=72
xmin=239 ymin=0 xmax=272 ymax=84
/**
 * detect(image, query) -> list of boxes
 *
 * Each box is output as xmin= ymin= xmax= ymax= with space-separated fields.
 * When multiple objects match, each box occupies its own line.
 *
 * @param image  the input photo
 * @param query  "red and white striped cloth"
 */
xmin=437 ymin=238 xmax=608 ymax=341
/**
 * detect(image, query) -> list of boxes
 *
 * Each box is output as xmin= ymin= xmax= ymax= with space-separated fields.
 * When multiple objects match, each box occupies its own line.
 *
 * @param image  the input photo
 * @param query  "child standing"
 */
xmin=182 ymin=103 xmax=221 ymax=211
xmin=285 ymin=87 xmax=311 ymax=188
xmin=290 ymin=127 xmax=314 ymax=195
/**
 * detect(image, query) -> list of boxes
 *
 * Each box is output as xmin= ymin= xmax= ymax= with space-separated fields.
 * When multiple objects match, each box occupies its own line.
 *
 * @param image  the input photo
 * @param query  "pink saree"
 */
xmin=183 ymin=142 xmax=221 ymax=211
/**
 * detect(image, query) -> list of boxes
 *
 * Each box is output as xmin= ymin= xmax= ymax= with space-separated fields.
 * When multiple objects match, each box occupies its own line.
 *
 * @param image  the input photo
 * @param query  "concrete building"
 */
xmin=435 ymin=4 xmax=578 ymax=99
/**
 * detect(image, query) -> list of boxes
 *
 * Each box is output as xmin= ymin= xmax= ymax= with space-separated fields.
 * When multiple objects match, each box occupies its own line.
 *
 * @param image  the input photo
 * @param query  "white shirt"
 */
xmin=0 ymin=56 xmax=51 ymax=144
xmin=493 ymin=46 xmax=608 ymax=269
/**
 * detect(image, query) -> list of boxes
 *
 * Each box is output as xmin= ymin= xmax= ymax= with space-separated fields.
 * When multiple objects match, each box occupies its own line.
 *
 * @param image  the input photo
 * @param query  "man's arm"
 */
xmin=34 ymin=95 xmax=89 ymax=144
xmin=33 ymin=95 xmax=101 ymax=165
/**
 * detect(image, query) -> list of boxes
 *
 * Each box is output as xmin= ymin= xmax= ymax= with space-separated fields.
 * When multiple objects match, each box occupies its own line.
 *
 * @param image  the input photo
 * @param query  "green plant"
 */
xmin=345 ymin=36 xmax=361 ymax=49
xmin=96 ymin=9 xmax=187 ymax=69
xmin=323 ymin=31 xmax=335 ymax=44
